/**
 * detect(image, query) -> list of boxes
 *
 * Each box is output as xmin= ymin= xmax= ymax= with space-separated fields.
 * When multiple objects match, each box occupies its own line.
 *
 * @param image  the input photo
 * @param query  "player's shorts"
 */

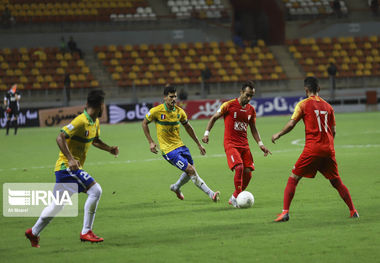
xmin=292 ymin=152 xmax=340 ymax=180
xmin=225 ymin=146 xmax=255 ymax=171
xmin=7 ymin=106 xmax=19 ymax=118
xmin=55 ymin=169 xmax=95 ymax=193
xmin=163 ymin=146 xmax=194 ymax=171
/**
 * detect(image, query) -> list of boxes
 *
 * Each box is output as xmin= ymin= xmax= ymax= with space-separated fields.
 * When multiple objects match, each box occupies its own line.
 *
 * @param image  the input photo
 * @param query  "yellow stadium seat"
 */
xmin=135 ymin=58 xmax=144 ymax=65
xmin=56 ymin=68 xmax=65 ymax=74
xmin=132 ymin=65 xmax=140 ymax=72
xmin=169 ymin=71 xmax=177 ymax=77
xmin=128 ymin=72 xmax=137 ymax=79
xmin=91 ymin=80 xmax=99 ymax=87
xmin=234 ymin=68 xmax=243 ymax=75
xmin=115 ymin=66 xmax=123 ymax=73
xmin=33 ymin=83 xmax=41 ymax=89
xmin=152 ymin=57 xmax=160 ymax=64
xmin=145 ymin=72 xmax=154 ymax=79
xmin=148 ymin=64 xmax=157 ymax=71
xmin=115 ymin=52 xmax=122 ymax=59
xmin=124 ymin=45 xmax=133 ymax=51
xmin=112 ymin=73 xmax=121 ymax=80
xmin=110 ymin=59 xmax=118 ymax=66
xmin=218 ymin=69 xmax=227 ymax=76
xmin=97 ymin=52 xmax=106 ymax=60
xmin=253 ymin=60 xmax=262 ymax=67
xmin=197 ymin=62 xmax=206 ymax=70
xmin=147 ymin=51 xmax=155 ymax=57
xmin=250 ymin=68 xmax=258 ymax=74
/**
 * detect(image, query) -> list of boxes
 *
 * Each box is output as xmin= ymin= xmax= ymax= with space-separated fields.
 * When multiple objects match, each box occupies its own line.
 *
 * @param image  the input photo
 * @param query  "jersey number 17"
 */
xmin=314 ymin=110 xmax=328 ymax=132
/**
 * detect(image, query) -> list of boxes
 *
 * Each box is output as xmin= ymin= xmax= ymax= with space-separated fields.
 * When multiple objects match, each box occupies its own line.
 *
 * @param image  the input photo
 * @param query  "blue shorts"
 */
xmin=55 ymin=169 xmax=95 ymax=193
xmin=163 ymin=146 xmax=194 ymax=171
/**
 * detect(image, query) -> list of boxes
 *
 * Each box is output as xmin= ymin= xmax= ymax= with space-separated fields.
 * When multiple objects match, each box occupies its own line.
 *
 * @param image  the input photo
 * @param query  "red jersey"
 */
xmin=218 ymin=98 xmax=256 ymax=149
xmin=292 ymin=96 xmax=336 ymax=157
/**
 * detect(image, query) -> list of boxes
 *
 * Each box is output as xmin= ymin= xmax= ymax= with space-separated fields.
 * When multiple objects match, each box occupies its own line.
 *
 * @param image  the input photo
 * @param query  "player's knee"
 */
xmin=88 ymin=183 xmax=102 ymax=199
xmin=185 ymin=164 xmax=196 ymax=176
xmin=234 ymin=164 xmax=244 ymax=175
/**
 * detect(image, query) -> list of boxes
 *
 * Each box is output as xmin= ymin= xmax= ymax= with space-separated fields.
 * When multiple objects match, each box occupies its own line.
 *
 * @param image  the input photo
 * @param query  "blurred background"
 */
xmin=0 ymin=0 xmax=379 ymax=127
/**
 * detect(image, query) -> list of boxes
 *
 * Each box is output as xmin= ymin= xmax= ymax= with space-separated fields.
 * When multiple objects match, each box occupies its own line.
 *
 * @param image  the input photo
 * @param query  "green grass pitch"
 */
xmin=0 ymin=112 xmax=379 ymax=263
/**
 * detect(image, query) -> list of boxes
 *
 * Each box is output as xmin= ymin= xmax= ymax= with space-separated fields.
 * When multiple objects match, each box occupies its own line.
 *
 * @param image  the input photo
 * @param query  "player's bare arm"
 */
xmin=202 ymin=111 xmax=223 ymax=144
xmin=92 ymin=138 xmax=119 ymax=157
xmin=56 ymin=132 xmax=80 ymax=170
xmin=249 ymin=121 xmax=272 ymax=156
xmin=332 ymin=126 xmax=336 ymax=138
xmin=183 ymin=122 xmax=206 ymax=155
xmin=271 ymin=119 xmax=299 ymax=143
xmin=142 ymin=118 xmax=158 ymax=154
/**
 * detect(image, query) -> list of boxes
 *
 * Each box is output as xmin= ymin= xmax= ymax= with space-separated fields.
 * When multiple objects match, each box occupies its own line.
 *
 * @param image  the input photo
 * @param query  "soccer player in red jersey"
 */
xmin=272 ymin=77 xmax=359 ymax=222
xmin=202 ymin=81 xmax=271 ymax=207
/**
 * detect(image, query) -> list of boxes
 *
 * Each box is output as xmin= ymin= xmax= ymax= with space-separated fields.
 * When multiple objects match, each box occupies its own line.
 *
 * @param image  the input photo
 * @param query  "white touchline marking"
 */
xmin=1 ymin=144 xmax=379 ymax=172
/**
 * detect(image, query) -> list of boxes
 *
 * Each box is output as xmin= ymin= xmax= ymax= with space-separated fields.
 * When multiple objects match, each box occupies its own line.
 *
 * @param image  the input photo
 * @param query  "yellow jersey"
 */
xmin=145 ymin=103 xmax=188 ymax=154
xmin=54 ymin=110 xmax=100 ymax=171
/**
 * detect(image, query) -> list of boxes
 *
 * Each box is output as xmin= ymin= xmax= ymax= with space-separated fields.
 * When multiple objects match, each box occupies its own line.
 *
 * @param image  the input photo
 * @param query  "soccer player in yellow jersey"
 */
xmin=25 ymin=90 xmax=119 ymax=248
xmin=142 ymin=86 xmax=220 ymax=202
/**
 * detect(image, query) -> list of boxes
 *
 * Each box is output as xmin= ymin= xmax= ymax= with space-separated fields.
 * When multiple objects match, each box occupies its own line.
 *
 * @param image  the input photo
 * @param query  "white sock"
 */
xmin=173 ymin=172 xmax=190 ymax=190
xmin=32 ymin=202 xmax=64 ymax=236
xmin=81 ymin=183 xmax=102 ymax=235
xmin=191 ymin=172 xmax=214 ymax=198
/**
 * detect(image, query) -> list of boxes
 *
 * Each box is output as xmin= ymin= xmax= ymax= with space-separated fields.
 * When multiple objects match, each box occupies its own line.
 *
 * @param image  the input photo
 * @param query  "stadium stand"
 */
xmin=0 ymin=0 xmax=156 ymax=23
xmin=286 ymin=36 xmax=380 ymax=79
xmin=283 ymin=0 xmax=348 ymax=17
xmin=167 ymin=0 xmax=229 ymax=19
xmin=0 ymin=47 xmax=98 ymax=91
xmin=94 ymin=40 xmax=286 ymax=88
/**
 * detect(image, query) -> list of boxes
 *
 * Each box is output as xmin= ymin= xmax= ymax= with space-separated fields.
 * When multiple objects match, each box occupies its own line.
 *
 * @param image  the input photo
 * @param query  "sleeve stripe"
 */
xmin=60 ymin=129 xmax=70 ymax=139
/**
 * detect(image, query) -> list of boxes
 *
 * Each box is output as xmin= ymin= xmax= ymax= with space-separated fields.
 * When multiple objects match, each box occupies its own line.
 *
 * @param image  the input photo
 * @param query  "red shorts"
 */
xmin=292 ymin=152 xmax=340 ymax=179
xmin=225 ymin=147 xmax=255 ymax=171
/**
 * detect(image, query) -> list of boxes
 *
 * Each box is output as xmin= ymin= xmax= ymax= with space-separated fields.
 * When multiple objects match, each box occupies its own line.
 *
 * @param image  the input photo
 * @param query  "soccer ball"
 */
xmin=236 ymin=191 xmax=254 ymax=209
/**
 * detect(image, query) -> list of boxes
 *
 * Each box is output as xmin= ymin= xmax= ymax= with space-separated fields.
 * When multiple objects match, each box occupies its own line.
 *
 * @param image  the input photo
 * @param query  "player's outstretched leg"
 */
xmin=80 ymin=183 xmax=104 ymax=242
xmin=13 ymin=119 xmax=18 ymax=135
xmin=187 ymin=165 xmax=219 ymax=202
xmin=6 ymin=120 xmax=10 ymax=135
xmin=26 ymin=201 xmax=65 ymax=247
xmin=170 ymin=172 xmax=189 ymax=200
xmin=274 ymin=176 xmax=299 ymax=222
xmin=242 ymin=169 xmax=252 ymax=191
xmin=329 ymin=177 xmax=358 ymax=218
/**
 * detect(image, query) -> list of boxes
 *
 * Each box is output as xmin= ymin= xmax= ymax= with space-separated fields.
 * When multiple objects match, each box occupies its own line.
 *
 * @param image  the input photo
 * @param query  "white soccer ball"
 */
xmin=236 ymin=191 xmax=254 ymax=209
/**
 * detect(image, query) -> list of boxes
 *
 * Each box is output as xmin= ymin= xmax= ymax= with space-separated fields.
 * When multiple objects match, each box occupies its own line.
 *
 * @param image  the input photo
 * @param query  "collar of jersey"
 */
xmin=164 ymin=103 xmax=176 ymax=112
xmin=83 ymin=109 xmax=95 ymax=125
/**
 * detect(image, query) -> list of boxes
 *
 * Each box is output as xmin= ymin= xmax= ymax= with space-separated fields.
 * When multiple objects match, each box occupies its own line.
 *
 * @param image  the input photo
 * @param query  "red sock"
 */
xmin=242 ymin=170 xmax=252 ymax=191
xmin=330 ymin=178 xmax=355 ymax=211
xmin=283 ymin=177 xmax=299 ymax=211
xmin=233 ymin=164 xmax=244 ymax=198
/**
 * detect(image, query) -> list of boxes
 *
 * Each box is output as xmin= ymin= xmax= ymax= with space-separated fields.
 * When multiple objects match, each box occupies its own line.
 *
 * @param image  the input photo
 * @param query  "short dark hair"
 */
xmin=304 ymin=77 xmax=319 ymax=93
xmin=164 ymin=85 xmax=176 ymax=96
xmin=242 ymin=80 xmax=255 ymax=91
xmin=87 ymin=90 xmax=105 ymax=108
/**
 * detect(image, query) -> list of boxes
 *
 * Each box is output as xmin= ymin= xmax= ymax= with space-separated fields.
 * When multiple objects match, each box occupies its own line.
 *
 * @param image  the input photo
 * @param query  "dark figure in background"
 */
xmin=332 ymin=0 xmax=342 ymax=18
xmin=178 ymin=89 xmax=188 ymax=101
xmin=64 ymin=73 xmax=71 ymax=106
xmin=1 ymin=5 xmax=12 ymax=28
xmin=327 ymin=62 xmax=337 ymax=99
xmin=4 ymin=84 xmax=21 ymax=135
xmin=68 ymin=36 xmax=83 ymax=58
xmin=201 ymin=67 xmax=212 ymax=96
xmin=370 ymin=0 xmax=379 ymax=16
